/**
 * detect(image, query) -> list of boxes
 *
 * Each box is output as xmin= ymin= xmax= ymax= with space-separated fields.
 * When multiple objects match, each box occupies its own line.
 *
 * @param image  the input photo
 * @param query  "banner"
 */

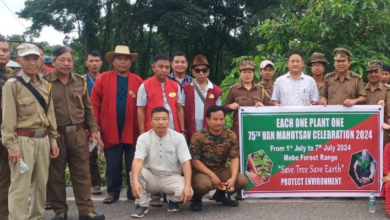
xmin=239 ymin=105 xmax=383 ymax=197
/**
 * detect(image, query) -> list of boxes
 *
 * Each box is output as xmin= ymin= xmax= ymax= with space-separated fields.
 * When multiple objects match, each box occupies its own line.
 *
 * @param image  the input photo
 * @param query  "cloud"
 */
xmin=0 ymin=0 xmax=73 ymax=45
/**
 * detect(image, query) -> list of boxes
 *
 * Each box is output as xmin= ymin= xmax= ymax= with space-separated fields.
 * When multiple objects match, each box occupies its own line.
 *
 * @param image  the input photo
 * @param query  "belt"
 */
xmin=234 ymin=120 xmax=239 ymax=127
xmin=57 ymin=123 xmax=83 ymax=133
xmin=17 ymin=129 xmax=48 ymax=138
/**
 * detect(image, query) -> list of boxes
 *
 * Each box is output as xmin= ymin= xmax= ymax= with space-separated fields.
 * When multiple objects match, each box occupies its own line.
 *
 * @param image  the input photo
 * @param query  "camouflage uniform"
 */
xmin=190 ymin=128 xmax=248 ymax=200
xmin=190 ymin=128 xmax=239 ymax=172
xmin=259 ymin=82 xmax=274 ymax=98
xmin=0 ymin=67 xmax=15 ymax=219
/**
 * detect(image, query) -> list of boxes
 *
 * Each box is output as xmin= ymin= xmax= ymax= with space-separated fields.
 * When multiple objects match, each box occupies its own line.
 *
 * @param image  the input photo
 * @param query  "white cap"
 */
xmin=260 ymin=60 xmax=274 ymax=69
xmin=17 ymin=43 xmax=40 ymax=57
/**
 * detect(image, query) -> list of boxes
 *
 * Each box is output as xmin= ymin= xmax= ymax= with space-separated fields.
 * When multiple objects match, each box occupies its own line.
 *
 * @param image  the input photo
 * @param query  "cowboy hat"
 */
xmin=105 ymin=45 xmax=139 ymax=64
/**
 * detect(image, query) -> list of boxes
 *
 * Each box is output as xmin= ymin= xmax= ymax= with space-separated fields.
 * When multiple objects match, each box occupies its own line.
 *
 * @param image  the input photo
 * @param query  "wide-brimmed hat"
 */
xmin=366 ymin=60 xmax=383 ymax=72
xmin=17 ymin=43 xmax=40 ymax=57
xmin=105 ymin=45 xmax=139 ymax=64
xmin=192 ymin=55 xmax=210 ymax=68
xmin=239 ymin=60 xmax=254 ymax=71
xmin=308 ymin=52 xmax=327 ymax=66
xmin=333 ymin=47 xmax=352 ymax=61
xmin=260 ymin=60 xmax=274 ymax=69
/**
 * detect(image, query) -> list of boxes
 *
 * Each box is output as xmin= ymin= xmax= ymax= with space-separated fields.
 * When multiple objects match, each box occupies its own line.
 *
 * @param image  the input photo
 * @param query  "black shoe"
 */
xmin=213 ymin=190 xmax=239 ymax=207
xmin=167 ymin=200 xmax=180 ymax=212
xmin=131 ymin=205 xmax=148 ymax=218
xmin=234 ymin=191 xmax=243 ymax=201
xmin=190 ymin=199 xmax=203 ymax=211
xmin=52 ymin=213 xmax=67 ymax=220
xmin=79 ymin=212 xmax=105 ymax=220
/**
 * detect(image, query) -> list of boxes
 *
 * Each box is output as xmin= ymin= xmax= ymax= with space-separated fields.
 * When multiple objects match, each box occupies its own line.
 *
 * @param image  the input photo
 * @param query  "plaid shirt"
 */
xmin=168 ymin=72 xmax=193 ymax=87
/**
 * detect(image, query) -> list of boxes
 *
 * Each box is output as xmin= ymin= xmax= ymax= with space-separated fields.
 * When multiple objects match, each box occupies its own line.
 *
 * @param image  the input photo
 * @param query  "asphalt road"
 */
xmin=42 ymin=188 xmax=389 ymax=220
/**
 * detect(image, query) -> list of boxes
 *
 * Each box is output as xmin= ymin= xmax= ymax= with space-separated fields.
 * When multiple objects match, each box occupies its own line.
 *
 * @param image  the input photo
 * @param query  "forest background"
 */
xmin=2 ymin=0 xmax=390 ymax=185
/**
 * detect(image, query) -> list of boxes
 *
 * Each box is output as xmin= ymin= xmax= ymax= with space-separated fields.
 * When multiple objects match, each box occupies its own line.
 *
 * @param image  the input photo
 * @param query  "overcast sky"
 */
xmin=0 ymin=0 xmax=71 ymax=45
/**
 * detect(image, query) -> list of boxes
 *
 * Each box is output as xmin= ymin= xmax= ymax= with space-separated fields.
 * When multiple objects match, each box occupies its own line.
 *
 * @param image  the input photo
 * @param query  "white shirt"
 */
xmin=134 ymin=129 xmax=192 ymax=176
xmin=271 ymin=72 xmax=319 ymax=106
xmin=181 ymin=79 xmax=221 ymax=131
xmin=137 ymin=82 xmax=182 ymax=130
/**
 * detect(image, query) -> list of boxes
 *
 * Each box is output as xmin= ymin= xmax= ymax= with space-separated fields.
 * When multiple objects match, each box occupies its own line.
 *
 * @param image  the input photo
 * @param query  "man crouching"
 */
xmin=130 ymin=107 xmax=192 ymax=218
xmin=189 ymin=105 xmax=248 ymax=211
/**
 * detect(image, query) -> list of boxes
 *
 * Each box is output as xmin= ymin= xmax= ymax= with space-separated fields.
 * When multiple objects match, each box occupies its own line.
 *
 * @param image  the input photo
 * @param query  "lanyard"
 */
xmin=88 ymin=74 xmax=96 ymax=86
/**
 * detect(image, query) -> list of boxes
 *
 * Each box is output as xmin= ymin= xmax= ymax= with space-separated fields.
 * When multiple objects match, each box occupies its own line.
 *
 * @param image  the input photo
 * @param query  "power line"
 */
xmin=0 ymin=0 xmax=27 ymax=30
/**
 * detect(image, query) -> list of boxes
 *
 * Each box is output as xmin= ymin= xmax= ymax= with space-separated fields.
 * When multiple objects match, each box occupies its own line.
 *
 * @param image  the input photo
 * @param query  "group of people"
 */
xmin=0 ymin=39 xmax=248 ymax=220
xmin=2 ymin=35 xmax=390 ymax=220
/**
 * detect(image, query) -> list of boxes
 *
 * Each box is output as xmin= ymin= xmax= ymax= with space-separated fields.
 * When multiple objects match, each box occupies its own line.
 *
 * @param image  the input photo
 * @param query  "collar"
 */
xmin=20 ymin=71 xmax=32 ymax=83
xmin=335 ymin=71 xmax=352 ymax=80
xmin=237 ymin=81 xmax=258 ymax=90
xmin=365 ymin=82 xmax=384 ymax=91
xmin=260 ymin=80 xmax=274 ymax=86
xmin=287 ymin=71 xmax=304 ymax=79
xmin=193 ymin=78 xmax=213 ymax=90
xmin=51 ymin=69 xmax=75 ymax=82
xmin=169 ymin=72 xmax=191 ymax=80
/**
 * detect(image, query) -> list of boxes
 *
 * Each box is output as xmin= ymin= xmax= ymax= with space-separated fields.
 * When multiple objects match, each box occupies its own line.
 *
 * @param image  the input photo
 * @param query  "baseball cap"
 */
xmin=260 ymin=60 xmax=274 ymax=69
xmin=17 ymin=43 xmax=41 ymax=57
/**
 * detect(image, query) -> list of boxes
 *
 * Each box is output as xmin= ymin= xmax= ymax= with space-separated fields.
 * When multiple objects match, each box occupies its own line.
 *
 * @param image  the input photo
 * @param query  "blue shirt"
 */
xmin=168 ymin=72 xmax=193 ymax=88
xmin=86 ymin=74 xmax=97 ymax=95
xmin=117 ymin=75 xmax=128 ymax=138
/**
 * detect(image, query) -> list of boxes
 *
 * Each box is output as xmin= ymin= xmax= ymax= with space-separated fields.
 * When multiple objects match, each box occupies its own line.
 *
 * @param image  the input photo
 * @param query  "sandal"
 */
xmin=103 ymin=195 xmax=119 ymax=204
xmin=150 ymin=198 xmax=163 ymax=207
xmin=91 ymin=185 xmax=102 ymax=195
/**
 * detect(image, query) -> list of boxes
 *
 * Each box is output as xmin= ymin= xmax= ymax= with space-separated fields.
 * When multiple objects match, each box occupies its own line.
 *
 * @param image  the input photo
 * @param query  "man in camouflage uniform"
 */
xmin=0 ymin=37 xmax=15 ymax=220
xmin=189 ymin=105 xmax=248 ymax=212
xmin=258 ymin=60 xmax=275 ymax=97
xmin=320 ymin=48 xmax=367 ymax=106
xmin=364 ymin=60 xmax=390 ymax=146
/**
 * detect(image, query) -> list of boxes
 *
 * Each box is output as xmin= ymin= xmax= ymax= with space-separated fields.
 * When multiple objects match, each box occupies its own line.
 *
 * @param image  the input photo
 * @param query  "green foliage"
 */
xmin=17 ymin=0 xmax=280 ymax=84
xmin=252 ymin=0 xmax=390 ymax=78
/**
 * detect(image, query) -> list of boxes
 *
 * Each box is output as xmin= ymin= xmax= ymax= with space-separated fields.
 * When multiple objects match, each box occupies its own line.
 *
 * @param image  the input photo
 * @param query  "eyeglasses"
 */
xmin=193 ymin=68 xmax=209 ymax=74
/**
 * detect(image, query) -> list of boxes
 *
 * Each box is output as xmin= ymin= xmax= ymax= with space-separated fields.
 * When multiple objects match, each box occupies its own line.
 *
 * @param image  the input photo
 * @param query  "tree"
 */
xmin=253 ymin=0 xmax=390 ymax=77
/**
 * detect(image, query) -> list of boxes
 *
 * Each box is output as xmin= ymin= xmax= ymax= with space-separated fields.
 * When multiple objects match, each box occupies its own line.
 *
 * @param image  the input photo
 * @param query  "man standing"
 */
xmin=382 ymin=63 xmax=390 ymax=85
xmin=189 ymin=105 xmax=248 ymax=211
xmin=137 ymin=54 xmax=185 ymax=206
xmin=320 ymin=48 xmax=367 ymax=106
xmin=83 ymin=50 xmax=103 ymax=195
xmin=43 ymin=47 xmax=105 ymax=220
xmin=0 ymin=38 xmax=14 ymax=220
xmin=2 ymin=43 xmax=59 ymax=220
xmin=37 ymin=45 xmax=53 ymax=75
xmin=137 ymin=54 xmax=185 ymax=134
xmin=168 ymin=52 xmax=193 ymax=86
xmin=258 ymin=60 xmax=275 ymax=97
xmin=364 ymin=61 xmax=390 ymax=145
xmin=308 ymin=52 xmax=327 ymax=90
xmin=272 ymin=52 xmax=319 ymax=106
xmin=182 ymin=55 xmax=222 ymax=140
xmin=0 ymin=38 xmax=15 ymax=220
xmin=90 ymin=45 xmax=143 ymax=204
xmin=84 ymin=51 xmax=103 ymax=95
xmin=131 ymin=107 xmax=192 ymax=218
